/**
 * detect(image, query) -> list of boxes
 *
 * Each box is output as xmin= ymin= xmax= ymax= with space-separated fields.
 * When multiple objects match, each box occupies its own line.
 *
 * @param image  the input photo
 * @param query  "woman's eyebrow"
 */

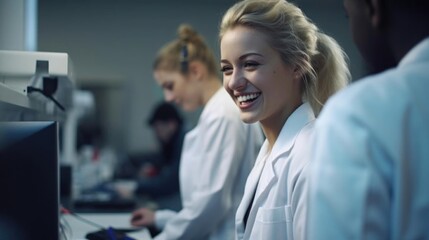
xmin=220 ymin=52 xmax=263 ymax=63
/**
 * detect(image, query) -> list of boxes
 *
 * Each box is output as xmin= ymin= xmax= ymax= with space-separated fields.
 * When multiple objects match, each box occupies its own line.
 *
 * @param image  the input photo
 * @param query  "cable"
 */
xmin=27 ymin=86 xmax=66 ymax=111
xmin=60 ymin=206 xmax=105 ymax=229
xmin=59 ymin=216 xmax=71 ymax=240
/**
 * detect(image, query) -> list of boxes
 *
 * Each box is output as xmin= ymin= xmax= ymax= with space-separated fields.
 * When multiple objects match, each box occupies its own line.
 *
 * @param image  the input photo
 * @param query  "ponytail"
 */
xmin=306 ymin=32 xmax=350 ymax=116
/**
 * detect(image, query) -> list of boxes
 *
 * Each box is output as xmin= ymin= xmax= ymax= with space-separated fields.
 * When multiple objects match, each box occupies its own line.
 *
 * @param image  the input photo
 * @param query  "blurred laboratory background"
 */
xmin=1 ymin=0 xmax=366 ymax=157
xmin=0 ymin=0 xmax=366 ymax=215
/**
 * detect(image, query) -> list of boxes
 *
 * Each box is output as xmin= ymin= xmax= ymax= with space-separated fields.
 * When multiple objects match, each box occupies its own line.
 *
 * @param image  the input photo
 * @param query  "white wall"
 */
xmin=37 ymin=0 xmax=365 ymax=156
xmin=0 ymin=0 xmax=37 ymax=51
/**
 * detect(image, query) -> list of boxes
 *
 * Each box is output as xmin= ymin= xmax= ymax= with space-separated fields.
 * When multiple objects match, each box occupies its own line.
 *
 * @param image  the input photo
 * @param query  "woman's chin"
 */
xmin=240 ymin=113 xmax=259 ymax=124
xmin=182 ymin=104 xmax=198 ymax=112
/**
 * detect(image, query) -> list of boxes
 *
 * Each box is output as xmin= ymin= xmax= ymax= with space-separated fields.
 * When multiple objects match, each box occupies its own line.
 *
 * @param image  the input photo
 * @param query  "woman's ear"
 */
xmin=293 ymin=66 xmax=303 ymax=81
xmin=188 ymin=61 xmax=205 ymax=81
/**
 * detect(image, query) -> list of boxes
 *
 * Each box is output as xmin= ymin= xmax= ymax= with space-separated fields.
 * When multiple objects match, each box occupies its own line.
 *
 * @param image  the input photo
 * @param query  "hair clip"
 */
xmin=180 ymin=44 xmax=189 ymax=73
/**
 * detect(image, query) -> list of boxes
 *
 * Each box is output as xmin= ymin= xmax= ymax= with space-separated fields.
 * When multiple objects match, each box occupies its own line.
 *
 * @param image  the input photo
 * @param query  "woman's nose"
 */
xmin=227 ymin=70 xmax=247 ymax=91
xmin=164 ymin=90 xmax=175 ymax=102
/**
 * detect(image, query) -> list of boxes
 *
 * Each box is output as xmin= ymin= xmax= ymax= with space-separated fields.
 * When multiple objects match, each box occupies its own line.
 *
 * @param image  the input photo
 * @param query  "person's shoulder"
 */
xmin=323 ymin=68 xmax=405 ymax=116
xmin=318 ymin=65 xmax=426 ymax=140
xmin=202 ymin=88 xmax=240 ymax=120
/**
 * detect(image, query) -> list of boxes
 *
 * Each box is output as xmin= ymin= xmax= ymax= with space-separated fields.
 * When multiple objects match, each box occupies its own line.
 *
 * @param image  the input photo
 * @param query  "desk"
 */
xmin=62 ymin=213 xmax=152 ymax=240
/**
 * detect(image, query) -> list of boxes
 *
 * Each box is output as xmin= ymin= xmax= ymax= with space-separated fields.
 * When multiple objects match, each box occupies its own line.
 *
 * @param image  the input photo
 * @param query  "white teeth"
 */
xmin=237 ymin=93 xmax=260 ymax=103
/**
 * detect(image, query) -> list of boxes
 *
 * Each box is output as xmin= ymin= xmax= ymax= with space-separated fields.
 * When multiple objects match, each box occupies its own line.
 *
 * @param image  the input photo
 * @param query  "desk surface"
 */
xmin=62 ymin=213 xmax=152 ymax=240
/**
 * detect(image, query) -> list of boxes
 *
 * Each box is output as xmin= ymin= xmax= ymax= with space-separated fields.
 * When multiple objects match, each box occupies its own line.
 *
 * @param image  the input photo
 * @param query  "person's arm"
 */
xmin=307 ymin=101 xmax=391 ymax=239
xmin=130 ymin=208 xmax=177 ymax=231
xmin=155 ymin=115 xmax=247 ymax=240
xmin=135 ymin=156 xmax=180 ymax=197
xmin=135 ymin=129 xmax=185 ymax=197
xmin=154 ymin=209 xmax=177 ymax=230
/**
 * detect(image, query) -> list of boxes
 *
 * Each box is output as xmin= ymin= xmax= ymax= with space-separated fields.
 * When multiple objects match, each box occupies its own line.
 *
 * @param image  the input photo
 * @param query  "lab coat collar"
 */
xmin=269 ymin=102 xmax=315 ymax=161
xmin=254 ymin=102 xmax=315 ymax=164
xmin=399 ymin=37 xmax=429 ymax=67
xmin=199 ymin=87 xmax=224 ymax=119
xmin=255 ymin=103 xmax=314 ymax=196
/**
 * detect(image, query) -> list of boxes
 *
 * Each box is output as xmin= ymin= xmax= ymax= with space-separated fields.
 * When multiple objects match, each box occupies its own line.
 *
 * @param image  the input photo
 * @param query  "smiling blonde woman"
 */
xmin=219 ymin=0 xmax=350 ymax=239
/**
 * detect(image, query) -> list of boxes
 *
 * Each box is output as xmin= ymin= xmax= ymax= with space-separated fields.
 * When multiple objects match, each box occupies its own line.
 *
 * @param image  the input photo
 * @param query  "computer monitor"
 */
xmin=0 ymin=121 xmax=59 ymax=240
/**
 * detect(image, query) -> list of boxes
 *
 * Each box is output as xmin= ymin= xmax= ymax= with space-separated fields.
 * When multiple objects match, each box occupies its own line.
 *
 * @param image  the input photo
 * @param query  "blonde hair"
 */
xmin=219 ymin=0 xmax=350 ymax=116
xmin=154 ymin=24 xmax=218 ymax=77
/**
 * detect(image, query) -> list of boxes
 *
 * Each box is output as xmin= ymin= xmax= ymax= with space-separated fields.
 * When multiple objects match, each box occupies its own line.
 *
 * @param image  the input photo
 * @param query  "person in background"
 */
xmin=113 ymin=102 xmax=185 ymax=212
xmin=130 ymin=24 xmax=264 ymax=240
xmin=219 ymin=0 xmax=350 ymax=239
xmin=307 ymin=0 xmax=429 ymax=239
xmin=134 ymin=101 xmax=186 ymax=209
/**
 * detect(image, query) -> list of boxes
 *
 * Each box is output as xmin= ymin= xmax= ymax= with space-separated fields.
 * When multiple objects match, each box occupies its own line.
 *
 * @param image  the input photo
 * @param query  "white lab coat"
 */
xmin=308 ymin=37 xmax=429 ymax=239
xmin=154 ymin=88 xmax=264 ymax=240
xmin=236 ymin=103 xmax=315 ymax=240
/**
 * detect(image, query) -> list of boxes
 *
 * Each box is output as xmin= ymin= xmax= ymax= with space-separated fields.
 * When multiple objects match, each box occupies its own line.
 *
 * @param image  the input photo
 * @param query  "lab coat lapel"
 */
xmin=236 ymin=141 xmax=268 ymax=238
xmin=242 ymin=149 xmax=280 ymax=239
xmin=243 ymin=103 xmax=315 ymax=239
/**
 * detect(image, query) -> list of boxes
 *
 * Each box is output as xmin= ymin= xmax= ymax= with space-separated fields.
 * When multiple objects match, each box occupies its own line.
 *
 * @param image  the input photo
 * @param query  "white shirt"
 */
xmin=154 ymin=88 xmax=264 ymax=240
xmin=236 ymin=103 xmax=315 ymax=240
xmin=308 ymin=37 xmax=429 ymax=239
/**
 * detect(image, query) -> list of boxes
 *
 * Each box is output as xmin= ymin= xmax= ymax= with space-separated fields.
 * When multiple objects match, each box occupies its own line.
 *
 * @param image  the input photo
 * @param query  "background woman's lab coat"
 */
xmin=235 ymin=103 xmax=315 ymax=240
xmin=154 ymin=88 xmax=264 ymax=240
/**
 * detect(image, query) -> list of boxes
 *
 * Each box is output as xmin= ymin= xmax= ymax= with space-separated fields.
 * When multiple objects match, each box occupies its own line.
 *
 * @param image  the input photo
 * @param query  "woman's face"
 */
xmin=154 ymin=70 xmax=201 ymax=112
xmin=220 ymin=26 xmax=302 ymax=126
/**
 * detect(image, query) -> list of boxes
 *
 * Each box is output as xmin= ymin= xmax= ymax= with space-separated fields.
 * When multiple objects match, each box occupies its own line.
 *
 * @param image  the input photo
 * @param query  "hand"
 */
xmin=130 ymin=208 xmax=155 ymax=227
xmin=113 ymin=180 xmax=137 ymax=199
xmin=139 ymin=163 xmax=158 ymax=178
xmin=115 ymin=185 xmax=133 ymax=199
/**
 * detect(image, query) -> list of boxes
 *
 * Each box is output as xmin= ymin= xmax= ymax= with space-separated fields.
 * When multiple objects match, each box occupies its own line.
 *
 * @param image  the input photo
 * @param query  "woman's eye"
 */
xmin=164 ymin=83 xmax=174 ymax=91
xmin=220 ymin=66 xmax=233 ymax=75
xmin=244 ymin=61 xmax=260 ymax=69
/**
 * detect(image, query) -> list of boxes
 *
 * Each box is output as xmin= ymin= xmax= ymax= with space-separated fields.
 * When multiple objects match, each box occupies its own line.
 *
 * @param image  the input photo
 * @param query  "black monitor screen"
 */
xmin=0 ymin=121 xmax=59 ymax=240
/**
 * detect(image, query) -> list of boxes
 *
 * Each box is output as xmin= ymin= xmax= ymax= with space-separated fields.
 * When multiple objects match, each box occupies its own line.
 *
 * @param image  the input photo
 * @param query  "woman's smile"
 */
xmin=235 ymin=92 xmax=262 ymax=109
